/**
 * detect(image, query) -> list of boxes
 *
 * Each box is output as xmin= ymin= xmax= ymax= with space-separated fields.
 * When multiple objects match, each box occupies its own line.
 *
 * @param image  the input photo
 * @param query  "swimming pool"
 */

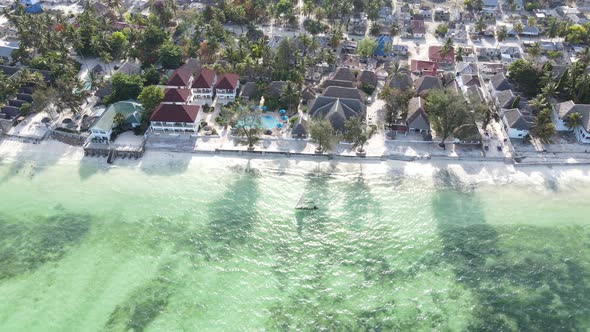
xmin=260 ymin=115 xmax=280 ymax=129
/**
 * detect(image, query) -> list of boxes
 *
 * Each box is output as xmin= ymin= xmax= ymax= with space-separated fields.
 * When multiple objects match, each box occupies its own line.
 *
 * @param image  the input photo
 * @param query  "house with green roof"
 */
xmin=88 ymin=101 xmax=143 ymax=143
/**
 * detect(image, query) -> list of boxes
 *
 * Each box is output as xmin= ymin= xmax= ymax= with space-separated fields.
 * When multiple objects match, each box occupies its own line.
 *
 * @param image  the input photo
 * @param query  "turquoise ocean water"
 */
xmin=0 ymin=152 xmax=589 ymax=331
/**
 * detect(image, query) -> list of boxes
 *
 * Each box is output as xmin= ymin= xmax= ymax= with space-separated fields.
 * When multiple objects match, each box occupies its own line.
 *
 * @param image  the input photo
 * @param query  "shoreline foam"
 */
xmin=2 ymin=138 xmax=590 ymax=187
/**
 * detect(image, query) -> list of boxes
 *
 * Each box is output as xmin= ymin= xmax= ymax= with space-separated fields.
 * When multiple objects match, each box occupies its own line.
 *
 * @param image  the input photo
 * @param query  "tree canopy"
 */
xmin=344 ymin=116 xmax=375 ymax=153
xmin=357 ymin=38 xmax=378 ymax=58
xmin=508 ymin=59 xmax=542 ymax=97
xmin=425 ymin=89 xmax=471 ymax=145
xmin=107 ymin=74 xmax=144 ymax=104
xmin=309 ymin=118 xmax=335 ymax=152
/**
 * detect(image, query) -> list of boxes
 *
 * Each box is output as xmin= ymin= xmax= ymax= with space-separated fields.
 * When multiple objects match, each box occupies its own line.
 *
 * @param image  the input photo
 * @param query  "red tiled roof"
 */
xmin=410 ymin=60 xmax=438 ymax=76
xmin=192 ymin=68 xmax=216 ymax=89
xmin=215 ymin=73 xmax=240 ymax=90
xmin=410 ymin=20 xmax=426 ymax=34
xmin=167 ymin=69 xmax=192 ymax=87
xmin=150 ymin=104 xmax=200 ymax=123
xmin=428 ymin=46 xmax=455 ymax=63
xmin=163 ymin=88 xmax=191 ymax=103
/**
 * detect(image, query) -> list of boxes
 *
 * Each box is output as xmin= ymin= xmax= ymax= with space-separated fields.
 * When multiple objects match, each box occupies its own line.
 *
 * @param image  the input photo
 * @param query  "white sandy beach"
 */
xmin=2 ymin=138 xmax=590 ymax=191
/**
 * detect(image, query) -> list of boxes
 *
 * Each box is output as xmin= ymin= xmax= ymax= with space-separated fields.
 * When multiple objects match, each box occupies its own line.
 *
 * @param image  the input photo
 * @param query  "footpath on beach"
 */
xmin=3 ymin=135 xmax=590 ymax=167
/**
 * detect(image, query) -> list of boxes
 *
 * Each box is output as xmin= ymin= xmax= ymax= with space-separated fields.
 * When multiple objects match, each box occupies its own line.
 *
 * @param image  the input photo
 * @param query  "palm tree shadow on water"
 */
xmin=269 ymin=172 xmax=408 ymax=330
xmin=103 ymin=162 xmax=262 ymax=331
xmin=432 ymin=168 xmax=590 ymax=331
xmin=205 ymin=161 xmax=261 ymax=259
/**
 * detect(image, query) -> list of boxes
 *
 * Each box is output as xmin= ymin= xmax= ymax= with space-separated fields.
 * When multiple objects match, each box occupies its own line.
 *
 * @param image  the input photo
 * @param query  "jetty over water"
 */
xmin=83 ymin=141 xmax=145 ymax=163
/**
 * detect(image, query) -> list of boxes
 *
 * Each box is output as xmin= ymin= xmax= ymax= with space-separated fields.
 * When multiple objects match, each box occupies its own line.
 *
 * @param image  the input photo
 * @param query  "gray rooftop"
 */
xmin=309 ymin=96 xmax=366 ymax=132
xmin=555 ymin=101 xmax=590 ymax=131
xmin=414 ymin=76 xmax=442 ymax=94
xmin=495 ymin=89 xmax=515 ymax=108
xmin=490 ymin=73 xmax=510 ymax=91
xmin=331 ymin=67 xmax=356 ymax=82
xmin=503 ymin=108 xmax=531 ymax=130
xmin=322 ymin=86 xmax=365 ymax=101
xmin=388 ymin=72 xmax=413 ymax=91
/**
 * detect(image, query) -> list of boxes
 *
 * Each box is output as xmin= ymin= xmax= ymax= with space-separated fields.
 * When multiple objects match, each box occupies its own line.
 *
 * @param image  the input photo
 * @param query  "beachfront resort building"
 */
xmin=215 ymin=73 xmax=240 ymax=102
xmin=551 ymin=101 xmax=590 ymax=144
xmin=192 ymin=68 xmax=216 ymax=100
xmin=406 ymin=97 xmax=430 ymax=134
xmin=308 ymin=96 xmax=366 ymax=133
xmin=166 ymin=68 xmax=193 ymax=89
xmin=88 ymin=101 xmax=143 ymax=143
xmin=150 ymin=104 xmax=201 ymax=133
xmin=501 ymin=108 xmax=532 ymax=138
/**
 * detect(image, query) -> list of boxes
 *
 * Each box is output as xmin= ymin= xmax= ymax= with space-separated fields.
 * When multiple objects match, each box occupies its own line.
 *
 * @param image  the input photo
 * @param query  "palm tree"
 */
xmin=439 ymin=38 xmax=454 ymax=59
xmin=496 ymin=26 xmax=508 ymax=44
xmin=303 ymin=0 xmax=313 ymax=18
xmin=542 ymin=81 xmax=558 ymax=100
xmin=577 ymin=47 xmax=590 ymax=65
xmin=528 ymin=95 xmax=548 ymax=113
xmin=390 ymin=23 xmax=400 ymax=42
xmin=87 ymin=70 xmax=105 ymax=93
xmin=280 ymin=81 xmax=301 ymax=114
xmin=387 ymin=62 xmax=404 ymax=78
xmin=113 ymin=112 xmax=125 ymax=128
xmin=514 ymin=22 xmax=524 ymax=35
xmin=528 ymin=42 xmax=541 ymax=59
xmin=0 ymin=72 xmax=17 ymax=103
xmin=565 ymin=112 xmax=583 ymax=130
xmin=545 ymin=17 xmax=558 ymax=40
xmin=455 ymin=47 xmax=465 ymax=62
xmin=474 ymin=16 xmax=487 ymax=34
xmin=12 ymin=68 xmax=34 ymax=88
xmin=328 ymin=28 xmax=342 ymax=49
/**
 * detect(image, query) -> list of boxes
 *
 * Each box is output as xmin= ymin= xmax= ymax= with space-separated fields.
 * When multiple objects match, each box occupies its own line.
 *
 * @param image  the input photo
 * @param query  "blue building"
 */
xmin=19 ymin=0 xmax=43 ymax=14
xmin=374 ymin=35 xmax=393 ymax=57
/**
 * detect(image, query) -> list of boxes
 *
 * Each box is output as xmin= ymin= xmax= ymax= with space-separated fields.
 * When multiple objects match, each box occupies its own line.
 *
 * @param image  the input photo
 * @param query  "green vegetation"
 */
xmin=309 ymin=118 xmax=335 ymax=152
xmin=357 ymin=38 xmax=378 ymax=58
xmin=378 ymin=85 xmax=414 ymax=126
xmin=142 ymin=66 xmax=161 ymax=86
xmin=531 ymin=108 xmax=555 ymax=143
xmin=508 ymin=60 xmax=542 ymax=97
xmin=343 ymin=116 xmax=376 ymax=153
xmin=105 ymin=74 xmax=144 ymax=104
xmin=280 ymin=81 xmax=301 ymax=115
xmin=359 ymin=83 xmax=376 ymax=95
xmin=234 ymin=103 xmax=262 ymax=149
xmin=159 ymin=41 xmax=183 ymax=69
xmin=425 ymin=89 xmax=472 ymax=146
xmin=138 ymin=85 xmax=164 ymax=129
xmin=435 ymin=24 xmax=448 ymax=37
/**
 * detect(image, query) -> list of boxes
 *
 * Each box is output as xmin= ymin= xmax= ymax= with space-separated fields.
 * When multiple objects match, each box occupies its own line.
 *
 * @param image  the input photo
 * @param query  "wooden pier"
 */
xmin=83 ymin=141 xmax=145 ymax=162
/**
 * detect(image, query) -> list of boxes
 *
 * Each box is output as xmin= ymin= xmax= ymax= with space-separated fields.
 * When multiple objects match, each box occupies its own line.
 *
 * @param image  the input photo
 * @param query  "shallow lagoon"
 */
xmin=0 ymin=153 xmax=589 ymax=331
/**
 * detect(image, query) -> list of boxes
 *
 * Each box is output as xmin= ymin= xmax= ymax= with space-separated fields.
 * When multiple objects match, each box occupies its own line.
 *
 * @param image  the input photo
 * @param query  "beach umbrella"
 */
xmin=279 ymin=109 xmax=286 ymax=114
xmin=262 ymin=106 xmax=267 ymax=111
xmin=281 ymin=115 xmax=289 ymax=121
xmin=41 ymin=117 xmax=51 ymax=123
xmin=277 ymin=123 xmax=283 ymax=128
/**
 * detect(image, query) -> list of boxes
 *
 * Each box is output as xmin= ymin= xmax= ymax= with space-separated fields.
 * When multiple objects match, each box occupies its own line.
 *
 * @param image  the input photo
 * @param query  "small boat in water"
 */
xmin=295 ymin=193 xmax=318 ymax=210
